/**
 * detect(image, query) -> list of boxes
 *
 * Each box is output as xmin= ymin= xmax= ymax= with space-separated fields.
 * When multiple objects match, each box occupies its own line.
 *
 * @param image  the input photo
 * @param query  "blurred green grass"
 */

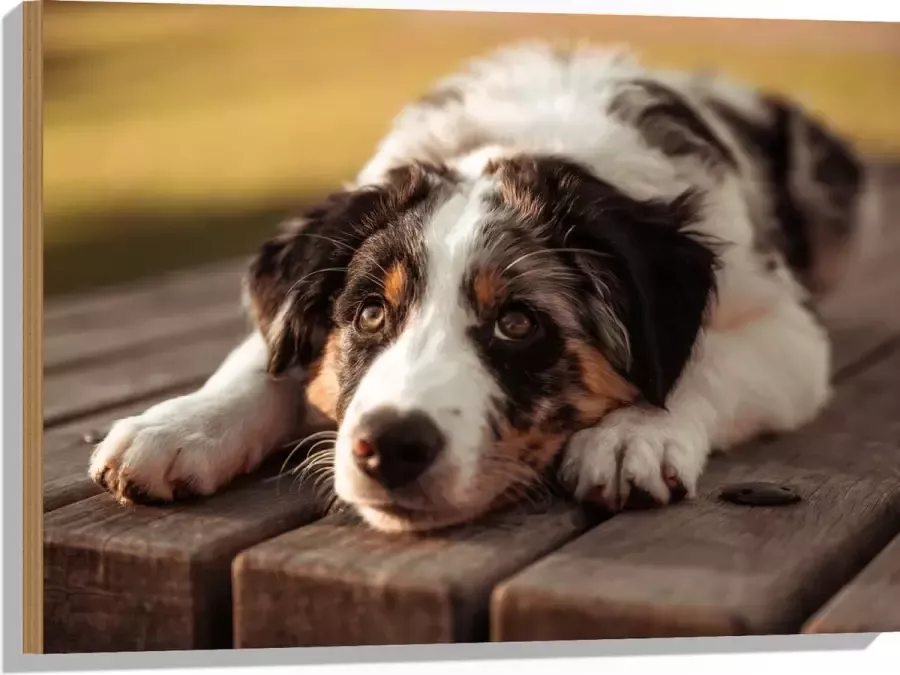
xmin=44 ymin=3 xmax=900 ymax=297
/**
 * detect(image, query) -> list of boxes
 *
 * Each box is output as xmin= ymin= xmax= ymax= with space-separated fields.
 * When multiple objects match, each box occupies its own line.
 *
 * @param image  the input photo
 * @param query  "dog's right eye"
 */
xmin=356 ymin=299 xmax=386 ymax=334
xmin=494 ymin=303 xmax=542 ymax=344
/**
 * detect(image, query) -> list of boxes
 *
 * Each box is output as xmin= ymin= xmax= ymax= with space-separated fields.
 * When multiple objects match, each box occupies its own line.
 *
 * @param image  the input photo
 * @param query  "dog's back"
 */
xmin=356 ymin=41 xmax=868 ymax=299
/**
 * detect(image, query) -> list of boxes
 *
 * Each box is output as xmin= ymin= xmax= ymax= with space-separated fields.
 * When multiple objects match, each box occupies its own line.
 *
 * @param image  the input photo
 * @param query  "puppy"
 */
xmin=89 ymin=42 xmax=867 ymax=533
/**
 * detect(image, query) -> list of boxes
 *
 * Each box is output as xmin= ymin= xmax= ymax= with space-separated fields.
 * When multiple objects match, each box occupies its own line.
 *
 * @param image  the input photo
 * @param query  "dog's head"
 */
xmin=245 ymin=155 xmax=718 ymax=532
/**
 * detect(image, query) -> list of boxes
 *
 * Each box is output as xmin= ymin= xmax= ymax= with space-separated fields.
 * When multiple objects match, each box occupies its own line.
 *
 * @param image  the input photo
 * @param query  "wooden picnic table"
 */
xmin=42 ymin=163 xmax=900 ymax=653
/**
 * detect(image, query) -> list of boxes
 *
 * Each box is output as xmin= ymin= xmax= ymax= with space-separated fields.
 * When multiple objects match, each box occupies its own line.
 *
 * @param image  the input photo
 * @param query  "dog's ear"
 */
xmin=244 ymin=192 xmax=372 ymax=377
xmin=493 ymin=156 xmax=719 ymax=408
xmin=244 ymin=164 xmax=447 ymax=376
xmin=765 ymin=96 xmax=866 ymax=294
xmin=574 ymin=189 xmax=718 ymax=408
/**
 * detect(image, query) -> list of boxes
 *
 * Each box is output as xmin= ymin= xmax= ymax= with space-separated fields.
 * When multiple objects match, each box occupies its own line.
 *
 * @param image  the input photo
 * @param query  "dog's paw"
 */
xmin=559 ymin=406 xmax=710 ymax=512
xmin=89 ymin=395 xmax=261 ymax=505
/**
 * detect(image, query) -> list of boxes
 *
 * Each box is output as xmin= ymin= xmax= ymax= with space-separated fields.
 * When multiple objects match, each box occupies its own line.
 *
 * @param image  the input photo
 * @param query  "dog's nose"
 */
xmin=351 ymin=407 xmax=445 ymax=490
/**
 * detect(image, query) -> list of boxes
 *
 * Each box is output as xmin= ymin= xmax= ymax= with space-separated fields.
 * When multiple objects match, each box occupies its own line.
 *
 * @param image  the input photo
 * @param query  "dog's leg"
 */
xmin=559 ymin=297 xmax=832 ymax=509
xmin=89 ymin=331 xmax=308 ymax=503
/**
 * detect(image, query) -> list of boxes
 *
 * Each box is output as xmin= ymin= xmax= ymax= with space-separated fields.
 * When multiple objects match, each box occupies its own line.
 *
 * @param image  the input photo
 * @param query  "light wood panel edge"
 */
xmin=23 ymin=0 xmax=44 ymax=655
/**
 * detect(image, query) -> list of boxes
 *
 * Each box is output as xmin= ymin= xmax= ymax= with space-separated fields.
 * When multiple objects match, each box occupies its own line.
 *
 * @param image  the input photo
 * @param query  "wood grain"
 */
xmin=491 ymin=347 xmax=900 ymax=642
xmin=44 ymin=257 xmax=245 ymax=325
xmin=44 ymin=305 xmax=245 ymax=374
xmin=43 ymin=463 xmax=324 ymax=653
xmin=43 ymin=388 xmax=199 ymax=513
xmin=802 ymin=532 xmax=900 ymax=634
xmin=233 ymin=503 xmax=596 ymax=647
xmin=43 ymin=325 xmax=249 ymax=427
xmin=44 ymin=259 xmax=246 ymax=372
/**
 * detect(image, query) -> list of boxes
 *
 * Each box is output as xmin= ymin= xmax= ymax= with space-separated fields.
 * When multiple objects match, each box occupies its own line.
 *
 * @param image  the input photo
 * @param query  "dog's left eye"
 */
xmin=494 ymin=306 xmax=539 ymax=342
xmin=356 ymin=299 xmax=386 ymax=334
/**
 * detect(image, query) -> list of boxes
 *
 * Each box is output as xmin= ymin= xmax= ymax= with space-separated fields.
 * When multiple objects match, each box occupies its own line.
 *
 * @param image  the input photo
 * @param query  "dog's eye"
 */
xmin=356 ymin=299 xmax=386 ymax=334
xmin=494 ymin=306 xmax=539 ymax=342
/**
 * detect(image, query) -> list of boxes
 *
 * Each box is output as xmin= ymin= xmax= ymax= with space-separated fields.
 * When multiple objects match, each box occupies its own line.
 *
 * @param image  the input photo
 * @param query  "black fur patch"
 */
xmin=244 ymin=162 xmax=450 ymax=377
xmin=417 ymin=84 xmax=464 ymax=108
xmin=487 ymin=155 xmax=719 ymax=408
xmin=609 ymin=79 xmax=737 ymax=169
xmin=708 ymin=95 xmax=864 ymax=290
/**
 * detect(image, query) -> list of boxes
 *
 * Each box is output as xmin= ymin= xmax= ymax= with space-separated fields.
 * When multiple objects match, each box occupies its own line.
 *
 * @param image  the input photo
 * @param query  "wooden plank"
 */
xmin=232 ymin=503 xmax=595 ymax=647
xmin=802 ymin=532 xmax=900 ymax=634
xmin=43 ymin=325 xmax=249 ymax=427
xmin=490 ymin=346 xmax=900 ymax=642
xmin=43 ymin=463 xmax=324 ymax=654
xmin=43 ymin=388 xmax=199 ymax=513
xmin=44 ymin=257 xmax=245 ymax=325
xmin=44 ymin=304 xmax=244 ymax=374
xmin=44 ymin=258 xmax=246 ymax=372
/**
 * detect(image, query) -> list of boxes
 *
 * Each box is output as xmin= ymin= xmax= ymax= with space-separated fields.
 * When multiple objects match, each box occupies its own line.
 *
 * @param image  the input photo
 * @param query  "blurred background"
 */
xmin=44 ymin=1 xmax=900 ymax=298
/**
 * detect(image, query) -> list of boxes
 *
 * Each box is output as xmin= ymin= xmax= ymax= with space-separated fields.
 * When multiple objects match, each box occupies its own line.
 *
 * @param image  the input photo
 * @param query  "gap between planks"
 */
xmin=43 ymin=475 xmax=325 ymax=653
xmin=44 ymin=258 xmax=248 ymax=372
xmin=801 ymin=530 xmax=900 ymax=634
xmin=43 ymin=323 xmax=250 ymax=428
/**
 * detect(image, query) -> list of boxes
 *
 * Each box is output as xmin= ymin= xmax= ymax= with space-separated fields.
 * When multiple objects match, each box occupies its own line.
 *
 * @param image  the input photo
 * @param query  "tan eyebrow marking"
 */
xmin=383 ymin=261 xmax=408 ymax=307
xmin=472 ymin=267 xmax=508 ymax=314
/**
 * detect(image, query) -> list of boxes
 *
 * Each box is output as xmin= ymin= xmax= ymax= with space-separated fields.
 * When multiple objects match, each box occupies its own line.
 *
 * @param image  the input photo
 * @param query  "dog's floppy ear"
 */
xmin=244 ymin=163 xmax=446 ymax=376
xmin=573 ymin=188 xmax=718 ymax=408
xmin=244 ymin=192 xmax=374 ymax=376
xmin=581 ymin=189 xmax=718 ymax=408
xmin=493 ymin=156 xmax=719 ymax=408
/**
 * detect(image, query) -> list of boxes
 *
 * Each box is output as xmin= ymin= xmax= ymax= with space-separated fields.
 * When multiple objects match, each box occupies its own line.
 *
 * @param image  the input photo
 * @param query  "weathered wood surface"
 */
xmin=43 ymin=464 xmax=323 ymax=653
xmin=802 ymin=532 xmax=900 ymax=634
xmin=233 ymin=504 xmax=594 ymax=647
xmin=44 ymin=258 xmax=244 ymax=324
xmin=41 ymin=262 xmax=326 ymax=653
xmin=43 ymin=161 xmax=900 ymax=652
xmin=44 ymin=259 xmax=246 ymax=369
xmin=43 ymin=326 xmax=249 ymax=427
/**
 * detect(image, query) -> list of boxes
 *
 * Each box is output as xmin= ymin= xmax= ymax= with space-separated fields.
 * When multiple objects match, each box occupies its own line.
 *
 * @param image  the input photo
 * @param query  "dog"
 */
xmin=89 ymin=41 xmax=868 ymax=533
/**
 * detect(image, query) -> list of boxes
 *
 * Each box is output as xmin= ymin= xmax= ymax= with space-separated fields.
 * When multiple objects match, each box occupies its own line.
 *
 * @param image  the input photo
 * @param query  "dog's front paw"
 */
xmin=89 ymin=395 xmax=261 ymax=505
xmin=559 ymin=406 xmax=710 ymax=512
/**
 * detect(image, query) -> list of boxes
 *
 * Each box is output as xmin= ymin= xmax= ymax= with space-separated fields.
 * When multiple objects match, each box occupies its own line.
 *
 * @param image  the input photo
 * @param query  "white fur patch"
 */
xmin=334 ymin=183 xmax=503 ymax=513
xmin=89 ymin=332 xmax=303 ymax=501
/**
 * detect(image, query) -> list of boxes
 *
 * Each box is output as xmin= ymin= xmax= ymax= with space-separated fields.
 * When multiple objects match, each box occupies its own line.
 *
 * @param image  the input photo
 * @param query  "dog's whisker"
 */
xmin=277 ymin=431 xmax=337 ymax=482
xmin=293 ymin=232 xmax=357 ymax=255
xmin=294 ymin=446 xmax=335 ymax=472
xmin=290 ymin=451 xmax=336 ymax=491
xmin=274 ymin=435 xmax=337 ymax=498
xmin=502 ymin=247 xmax=614 ymax=274
xmin=293 ymin=232 xmax=390 ymax=282
xmin=285 ymin=267 xmax=351 ymax=296
xmin=311 ymin=470 xmax=336 ymax=496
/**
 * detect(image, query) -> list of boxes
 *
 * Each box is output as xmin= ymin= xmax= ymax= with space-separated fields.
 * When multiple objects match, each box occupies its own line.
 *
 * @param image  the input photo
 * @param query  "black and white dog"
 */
xmin=90 ymin=42 xmax=868 ymax=533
